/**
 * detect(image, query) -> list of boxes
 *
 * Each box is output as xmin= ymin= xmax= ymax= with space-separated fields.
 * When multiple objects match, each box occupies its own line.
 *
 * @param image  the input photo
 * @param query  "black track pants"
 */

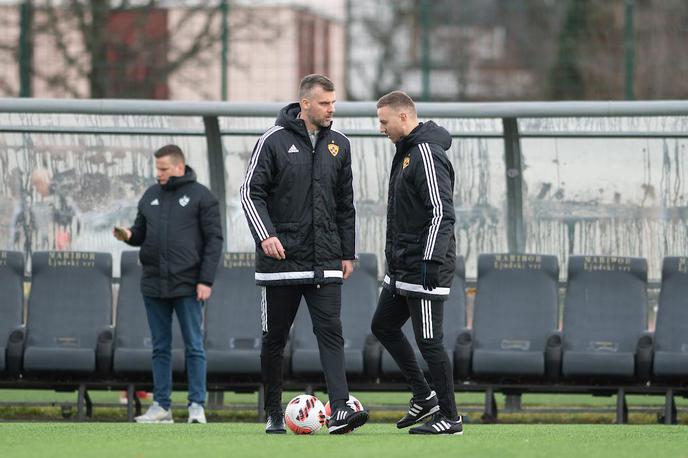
xmin=371 ymin=287 xmax=458 ymax=420
xmin=261 ymin=283 xmax=349 ymax=412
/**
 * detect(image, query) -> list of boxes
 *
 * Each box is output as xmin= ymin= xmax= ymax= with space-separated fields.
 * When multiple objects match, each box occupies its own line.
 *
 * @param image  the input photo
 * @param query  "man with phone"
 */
xmin=113 ymin=144 xmax=223 ymax=424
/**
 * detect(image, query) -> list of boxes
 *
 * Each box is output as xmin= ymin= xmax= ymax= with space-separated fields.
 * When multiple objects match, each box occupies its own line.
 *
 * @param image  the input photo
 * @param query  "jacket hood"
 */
xmin=276 ymin=103 xmax=308 ymax=138
xmin=276 ymin=102 xmax=333 ymax=140
xmin=162 ymin=165 xmax=197 ymax=191
xmin=397 ymin=121 xmax=452 ymax=153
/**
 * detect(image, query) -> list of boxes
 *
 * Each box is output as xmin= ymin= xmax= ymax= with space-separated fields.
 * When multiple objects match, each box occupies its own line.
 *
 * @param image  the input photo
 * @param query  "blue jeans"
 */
xmin=143 ymin=295 xmax=206 ymax=410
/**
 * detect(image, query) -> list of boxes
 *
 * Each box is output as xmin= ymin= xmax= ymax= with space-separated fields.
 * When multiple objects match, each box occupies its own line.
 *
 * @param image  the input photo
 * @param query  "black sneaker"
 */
xmin=409 ymin=413 xmax=463 ymax=435
xmin=265 ymin=410 xmax=286 ymax=434
xmin=327 ymin=406 xmax=369 ymax=434
xmin=396 ymin=390 xmax=440 ymax=428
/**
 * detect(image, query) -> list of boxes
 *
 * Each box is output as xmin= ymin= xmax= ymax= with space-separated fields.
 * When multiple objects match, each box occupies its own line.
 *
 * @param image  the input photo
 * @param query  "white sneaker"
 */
xmin=134 ymin=402 xmax=174 ymax=423
xmin=188 ymin=402 xmax=207 ymax=424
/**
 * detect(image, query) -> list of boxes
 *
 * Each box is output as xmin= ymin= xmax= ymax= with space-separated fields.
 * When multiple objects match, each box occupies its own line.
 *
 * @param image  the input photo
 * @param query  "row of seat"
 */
xmin=380 ymin=254 xmax=687 ymax=384
xmin=0 ymin=250 xmax=687 ymax=386
xmin=0 ymin=251 xmax=380 ymax=381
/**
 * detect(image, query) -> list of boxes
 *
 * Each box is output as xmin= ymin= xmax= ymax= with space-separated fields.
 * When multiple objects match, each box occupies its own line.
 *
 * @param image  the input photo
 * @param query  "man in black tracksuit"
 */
xmin=371 ymin=91 xmax=463 ymax=435
xmin=113 ymin=145 xmax=223 ymax=424
xmin=240 ymin=74 xmax=368 ymax=434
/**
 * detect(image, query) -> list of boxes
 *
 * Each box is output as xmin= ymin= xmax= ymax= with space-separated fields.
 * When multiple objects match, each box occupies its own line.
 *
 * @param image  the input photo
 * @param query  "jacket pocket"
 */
xmin=327 ymin=222 xmax=343 ymax=259
xmin=396 ymin=232 xmax=423 ymax=261
xmin=139 ymin=241 xmax=158 ymax=268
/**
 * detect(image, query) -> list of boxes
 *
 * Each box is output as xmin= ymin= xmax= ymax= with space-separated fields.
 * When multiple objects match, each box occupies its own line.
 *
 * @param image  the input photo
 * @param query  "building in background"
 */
xmin=174 ymin=2 xmax=346 ymax=101
xmin=346 ymin=0 xmax=688 ymax=101
xmin=0 ymin=0 xmax=346 ymax=101
xmin=1 ymin=0 xmax=687 ymax=101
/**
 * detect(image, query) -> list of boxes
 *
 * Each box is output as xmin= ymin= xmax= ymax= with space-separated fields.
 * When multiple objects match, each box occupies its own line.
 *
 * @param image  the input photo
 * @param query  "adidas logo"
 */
xmin=409 ymin=403 xmax=421 ymax=416
xmin=287 ymin=144 xmax=299 ymax=154
xmin=150 ymin=198 xmax=159 ymax=206
xmin=431 ymin=420 xmax=454 ymax=432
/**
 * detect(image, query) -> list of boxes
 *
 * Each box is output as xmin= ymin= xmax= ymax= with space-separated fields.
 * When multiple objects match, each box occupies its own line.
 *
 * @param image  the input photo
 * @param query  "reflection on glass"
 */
xmin=0 ymin=113 xmax=205 ymax=131
xmin=222 ymin=118 xmax=507 ymax=279
xmin=519 ymin=116 xmax=688 ymax=134
xmin=452 ymin=138 xmax=508 ymax=276
xmin=218 ymin=115 xmax=503 ymax=135
xmin=522 ymin=137 xmax=688 ymax=280
xmin=0 ymin=131 xmax=209 ymax=276
xmin=218 ymin=116 xmax=274 ymax=132
xmin=336 ymin=117 xmax=503 ymax=134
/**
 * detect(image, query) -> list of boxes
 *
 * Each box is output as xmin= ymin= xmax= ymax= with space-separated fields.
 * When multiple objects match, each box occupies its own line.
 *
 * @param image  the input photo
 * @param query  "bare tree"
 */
xmin=634 ymin=0 xmax=688 ymax=99
xmin=0 ymin=0 xmax=280 ymax=99
xmin=349 ymin=0 xmax=562 ymax=101
xmin=549 ymin=0 xmax=688 ymax=100
xmin=347 ymin=0 xmax=416 ymax=100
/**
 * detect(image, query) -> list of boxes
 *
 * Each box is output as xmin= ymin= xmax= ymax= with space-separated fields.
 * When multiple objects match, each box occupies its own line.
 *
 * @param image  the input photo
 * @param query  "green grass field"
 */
xmin=2 ymin=388 xmax=686 ymax=407
xmin=1 ymin=423 xmax=686 ymax=458
xmin=1 ymin=389 xmax=686 ymax=424
xmin=1 ymin=390 xmax=686 ymax=457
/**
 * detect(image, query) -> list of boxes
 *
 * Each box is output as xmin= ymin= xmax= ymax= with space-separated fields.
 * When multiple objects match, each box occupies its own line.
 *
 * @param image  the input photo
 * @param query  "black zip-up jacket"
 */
xmin=126 ymin=166 xmax=224 ymax=298
xmin=383 ymin=121 xmax=456 ymax=300
xmin=240 ymin=103 xmax=355 ymax=286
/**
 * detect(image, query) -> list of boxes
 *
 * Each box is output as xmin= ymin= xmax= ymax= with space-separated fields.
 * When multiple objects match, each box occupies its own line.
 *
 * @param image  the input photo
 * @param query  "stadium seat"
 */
xmin=290 ymin=253 xmax=382 ymax=378
xmin=205 ymin=252 xmax=263 ymax=377
xmin=113 ymin=251 xmax=185 ymax=375
xmin=466 ymin=254 xmax=561 ymax=381
xmin=23 ymin=251 xmax=113 ymax=376
xmin=561 ymin=256 xmax=651 ymax=380
xmin=380 ymin=256 xmax=467 ymax=377
xmin=652 ymin=257 xmax=688 ymax=380
xmin=0 ymin=251 xmax=25 ymax=376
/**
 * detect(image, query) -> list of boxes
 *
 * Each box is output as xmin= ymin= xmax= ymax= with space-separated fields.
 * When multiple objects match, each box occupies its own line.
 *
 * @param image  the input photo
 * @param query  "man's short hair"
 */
xmin=376 ymin=91 xmax=416 ymax=114
xmin=154 ymin=144 xmax=185 ymax=164
xmin=299 ymin=74 xmax=335 ymax=99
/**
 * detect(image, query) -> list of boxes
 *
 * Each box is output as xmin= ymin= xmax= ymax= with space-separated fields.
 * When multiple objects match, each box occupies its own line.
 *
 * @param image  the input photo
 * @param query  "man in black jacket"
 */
xmin=371 ymin=91 xmax=463 ymax=435
xmin=113 ymin=144 xmax=223 ymax=424
xmin=240 ymin=74 xmax=367 ymax=434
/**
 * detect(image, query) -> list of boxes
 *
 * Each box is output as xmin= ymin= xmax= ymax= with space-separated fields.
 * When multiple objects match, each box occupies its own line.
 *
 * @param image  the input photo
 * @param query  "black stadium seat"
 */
xmin=653 ymin=257 xmax=688 ymax=380
xmin=113 ymin=251 xmax=185 ymax=375
xmin=380 ymin=256 xmax=467 ymax=377
xmin=468 ymin=254 xmax=561 ymax=380
xmin=291 ymin=253 xmax=381 ymax=378
xmin=561 ymin=256 xmax=651 ymax=380
xmin=205 ymin=252 xmax=263 ymax=377
xmin=23 ymin=252 xmax=113 ymax=376
xmin=0 ymin=251 xmax=25 ymax=376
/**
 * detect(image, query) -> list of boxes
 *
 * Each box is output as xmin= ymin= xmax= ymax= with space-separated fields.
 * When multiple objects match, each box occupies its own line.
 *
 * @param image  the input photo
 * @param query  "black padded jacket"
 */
xmin=382 ymin=121 xmax=456 ymax=300
xmin=240 ymin=103 xmax=356 ymax=286
xmin=126 ymin=166 xmax=224 ymax=298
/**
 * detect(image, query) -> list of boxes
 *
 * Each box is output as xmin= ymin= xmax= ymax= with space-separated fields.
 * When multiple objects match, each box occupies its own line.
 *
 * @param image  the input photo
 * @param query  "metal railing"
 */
xmin=2 ymin=97 xmax=688 ymax=257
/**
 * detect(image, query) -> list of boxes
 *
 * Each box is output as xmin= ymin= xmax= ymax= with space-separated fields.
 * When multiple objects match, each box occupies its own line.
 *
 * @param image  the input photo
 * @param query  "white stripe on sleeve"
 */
xmin=419 ymin=143 xmax=443 ymax=261
xmin=240 ymin=125 xmax=283 ymax=241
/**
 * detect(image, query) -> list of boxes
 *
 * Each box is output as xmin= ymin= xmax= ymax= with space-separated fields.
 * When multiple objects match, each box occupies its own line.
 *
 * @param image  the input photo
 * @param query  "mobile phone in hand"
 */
xmin=114 ymin=226 xmax=129 ymax=240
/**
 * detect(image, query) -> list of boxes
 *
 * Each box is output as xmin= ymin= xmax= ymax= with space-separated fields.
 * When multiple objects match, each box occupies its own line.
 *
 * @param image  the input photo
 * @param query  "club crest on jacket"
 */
xmin=328 ymin=142 xmax=339 ymax=157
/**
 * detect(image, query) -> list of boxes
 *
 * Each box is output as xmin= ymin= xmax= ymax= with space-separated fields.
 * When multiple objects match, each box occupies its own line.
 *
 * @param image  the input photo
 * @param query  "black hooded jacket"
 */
xmin=382 ymin=121 xmax=456 ymax=300
xmin=126 ymin=166 xmax=224 ymax=298
xmin=240 ymin=103 xmax=356 ymax=286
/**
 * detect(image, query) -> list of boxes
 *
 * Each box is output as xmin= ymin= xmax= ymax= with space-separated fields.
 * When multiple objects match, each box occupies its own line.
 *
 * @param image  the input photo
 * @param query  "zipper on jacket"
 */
xmin=159 ymin=191 xmax=169 ymax=296
xmin=312 ymin=142 xmax=318 ymax=280
xmin=389 ymin=157 xmax=402 ymax=271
